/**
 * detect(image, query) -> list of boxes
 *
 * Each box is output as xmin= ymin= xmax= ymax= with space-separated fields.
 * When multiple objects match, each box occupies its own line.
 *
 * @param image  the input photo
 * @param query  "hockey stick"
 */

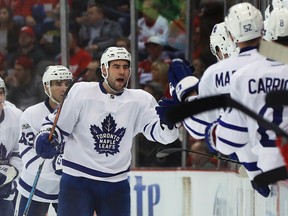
xmin=156 ymin=147 xmax=241 ymax=164
xmin=266 ymin=90 xmax=288 ymax=106
xmin=258 ymin=40 xmax=288 ymax=64
xmin=156 ymin=147 xmax=248 ymax=178
xmin=49 ymin=67 xmax=88 ymax=140
xmin=23 ymin=68 xmax=88 ymax=216
xmin=166 ymin=95 xmax=288 ymax=139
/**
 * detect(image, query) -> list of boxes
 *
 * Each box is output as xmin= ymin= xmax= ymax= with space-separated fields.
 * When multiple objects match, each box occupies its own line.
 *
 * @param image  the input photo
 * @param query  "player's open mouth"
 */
xmin=116 ymin=78 xmax=125 ymax=83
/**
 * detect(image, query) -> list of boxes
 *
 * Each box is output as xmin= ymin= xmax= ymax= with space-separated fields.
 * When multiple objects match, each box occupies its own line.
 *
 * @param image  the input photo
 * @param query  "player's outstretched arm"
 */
xmin=168 ymin=58 xmax=199 ymax=102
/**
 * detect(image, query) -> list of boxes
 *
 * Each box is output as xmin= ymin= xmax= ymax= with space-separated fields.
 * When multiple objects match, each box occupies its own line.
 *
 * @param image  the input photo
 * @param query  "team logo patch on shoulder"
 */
xmin=90 ymin=114 xmax=126 ymax=157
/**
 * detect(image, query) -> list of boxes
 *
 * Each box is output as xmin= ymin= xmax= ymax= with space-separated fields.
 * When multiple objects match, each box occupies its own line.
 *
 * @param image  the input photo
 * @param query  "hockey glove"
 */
xmin=0 ymin=164 xmax=18 ymax=199
xmin=251 ymin=180 xmax=270 ymax=198
xmin=52 ymin=154 xmax=63 ymax=175
xmin=204 ymin=121 xmax=218 ymax=154
xmin=168 ymin=58 xmax=199 ymax=102
xmin=35 ymin=131 xmax=60 ymax=159
xmin=155 ymin=97 xmax=179 ymax=130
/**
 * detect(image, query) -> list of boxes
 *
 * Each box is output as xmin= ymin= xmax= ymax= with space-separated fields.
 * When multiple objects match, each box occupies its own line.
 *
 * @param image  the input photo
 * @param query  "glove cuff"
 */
xmin=175 ymin=76 xmax=199 ymax=101
xmin=205 ymin=122 xmax=218 ymax=154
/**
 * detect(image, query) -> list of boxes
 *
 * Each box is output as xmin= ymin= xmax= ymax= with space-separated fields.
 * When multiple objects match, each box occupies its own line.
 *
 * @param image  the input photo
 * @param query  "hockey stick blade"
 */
xmin=258 ymin=40 xmax=288 ymax=64
xmin=156 ymin=148 xmax=241 ymax=164
xmin=166 ymin=95 xmax=288 ymax=139
xmin=266 ymin=90 xmax=288 ymax=106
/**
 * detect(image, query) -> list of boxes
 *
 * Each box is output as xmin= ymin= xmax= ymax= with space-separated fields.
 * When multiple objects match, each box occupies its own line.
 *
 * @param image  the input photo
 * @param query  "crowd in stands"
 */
xmin=0 ymin=0 xmax=226 ymax=168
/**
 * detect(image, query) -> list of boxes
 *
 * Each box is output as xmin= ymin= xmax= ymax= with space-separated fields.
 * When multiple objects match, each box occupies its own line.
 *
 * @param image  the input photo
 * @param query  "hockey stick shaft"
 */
xmin=23 ymin=159 xmax=45 ymax=216
xmin=24 ymin=68 xmax=88 ymax=215
xmin=166 ymin=95 xmax=288 ymax=139
xmin=258 ymin=40 xmax=288 ymax=64
xmin=266 ymin=90 xmax=288 ymax=106
xmin=48 ymin=68 xmax=88 ymax=140
xmin=156 ymin=148 xmax=241 ymax=164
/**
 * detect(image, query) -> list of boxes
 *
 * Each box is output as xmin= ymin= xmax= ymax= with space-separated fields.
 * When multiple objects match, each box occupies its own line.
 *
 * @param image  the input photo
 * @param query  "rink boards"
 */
xmin=129 ymin=170 xmax=287 ymax=216
xmin=46 ymin=170 xmax=287 ymax=216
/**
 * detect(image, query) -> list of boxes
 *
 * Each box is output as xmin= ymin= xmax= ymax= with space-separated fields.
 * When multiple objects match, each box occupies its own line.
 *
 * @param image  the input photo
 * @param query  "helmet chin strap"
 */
xmin=47 ymin=87 xmax=61 ymax=105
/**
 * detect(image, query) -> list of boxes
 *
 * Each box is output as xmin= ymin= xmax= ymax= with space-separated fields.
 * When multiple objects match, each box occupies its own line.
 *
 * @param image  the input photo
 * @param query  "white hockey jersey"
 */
xmin=18 ymin=99 xmax=61 ymax=202
xmin=40 ymin=82 xmax=179 ymax=182
xmin=216 ymin=59 xmax=288 ymax=179
xmin=0 ymin=102 xmax=22 ymax=200
xmin=183 ymin=47 xmax=265 ymax=139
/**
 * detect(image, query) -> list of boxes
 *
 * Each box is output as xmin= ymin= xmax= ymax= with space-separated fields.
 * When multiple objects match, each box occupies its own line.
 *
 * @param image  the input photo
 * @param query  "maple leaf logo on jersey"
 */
xmin=90 ymin=114 xmax=126 ymax=157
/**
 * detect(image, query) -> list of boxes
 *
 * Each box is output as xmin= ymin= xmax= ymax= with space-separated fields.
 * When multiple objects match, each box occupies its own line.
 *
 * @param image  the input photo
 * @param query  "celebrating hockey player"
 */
xmin=209 ymin=21 xmax=239 ymax=61
xmin=0 ymin=77 xmax=22 ymax=216
xmin=206 ymin=7 xmax=288 ymax=198
xmin=17 ymin=65 xmax=73 ymax=216
xmin=34 ymin=47 xmax=179 ymax=216
xmin=167 ymin=3 xmax=269 ymax=196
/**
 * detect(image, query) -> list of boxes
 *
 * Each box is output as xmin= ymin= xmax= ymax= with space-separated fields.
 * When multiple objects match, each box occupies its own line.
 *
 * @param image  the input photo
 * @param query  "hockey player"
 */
xmin=209 ymin=21 xmax=238 ymax=61
xmin=0 ymin=77 xmax=22 ymax=216
xmin=17 ymin=65 xmax=73 ymax=216
xmin=167 ymin=3 xmax=268 ymax=196
xmin=263 ymin=0 xmax=288 ymax=41
xmin=34 ymin=47 xmax=179 ymax=216
xmin=206 ymin=7 xmax=288 ymax=198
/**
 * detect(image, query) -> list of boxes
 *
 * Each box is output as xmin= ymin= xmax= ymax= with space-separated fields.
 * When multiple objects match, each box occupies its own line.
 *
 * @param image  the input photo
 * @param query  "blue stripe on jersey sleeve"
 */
xmin=25 ymin=155 xmax=40 ymax=169
xmin=143 ymin=123 xmax=149 ymax=132
xmin=150 ymin=122 xmax=157 ymax=142
xmin=218 ymin=136 xmax=246 ymax=148
xmin=63 ymin=159 xmax=130 ymax=178
xmin=20 ymin=146 xmax=32 ymax=158
xmin=189 ymin=116 xmax=210 ymax=127
xmin=183 ymin=121 xmax=205 ymax=137
xmin=241 ymin=161 xmax=261 ymax=172
xmin=19 ymin=178 xmax=58 ymax=200
xmin=219 ymin=119 xmax=248 ymax=132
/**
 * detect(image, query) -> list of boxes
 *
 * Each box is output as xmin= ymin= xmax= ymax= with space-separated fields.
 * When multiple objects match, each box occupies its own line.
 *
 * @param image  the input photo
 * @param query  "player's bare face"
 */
xmin=107 ymin=60 xmax=130 ymax=92
xmin=50 ymin=80 xmax=71 ymax=103
xmin=0 ymin=88 xmax=5 ymax=104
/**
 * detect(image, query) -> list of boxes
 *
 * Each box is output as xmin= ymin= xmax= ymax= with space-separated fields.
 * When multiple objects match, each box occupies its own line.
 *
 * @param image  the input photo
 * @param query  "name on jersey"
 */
xmin=248 ymin=77 xmax=288 ymax=94
xmin=215 ymin=70 xmax=236 ymax=88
